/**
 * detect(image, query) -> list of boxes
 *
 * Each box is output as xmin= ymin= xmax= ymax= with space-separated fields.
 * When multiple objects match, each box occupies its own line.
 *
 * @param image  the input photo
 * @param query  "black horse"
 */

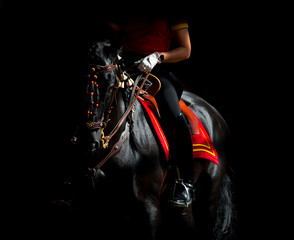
xmin=67 ymin=41 xmax=234 ymax=240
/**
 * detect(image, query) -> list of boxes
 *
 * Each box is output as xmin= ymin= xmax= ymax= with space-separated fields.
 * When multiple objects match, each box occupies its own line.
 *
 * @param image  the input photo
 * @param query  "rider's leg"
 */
xmin=155 ymin=73 xmax=194 ymax=207
xmin=170 ymin=112 xmax=195 ymax=207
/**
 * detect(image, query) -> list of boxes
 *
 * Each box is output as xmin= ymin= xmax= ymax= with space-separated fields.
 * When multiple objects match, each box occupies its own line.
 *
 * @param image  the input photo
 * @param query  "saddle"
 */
xmin=139 ymin=74 xmax=218 ymax=165
xmin=139 ymin=74 xmax=199 ymax=134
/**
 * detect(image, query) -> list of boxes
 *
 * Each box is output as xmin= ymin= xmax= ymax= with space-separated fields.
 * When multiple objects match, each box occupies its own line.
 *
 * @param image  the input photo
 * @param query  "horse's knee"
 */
xmin=133 ymin=197 xmax=160 ymax=240
xmin=142 ymin=196 xmax=160 ymax=222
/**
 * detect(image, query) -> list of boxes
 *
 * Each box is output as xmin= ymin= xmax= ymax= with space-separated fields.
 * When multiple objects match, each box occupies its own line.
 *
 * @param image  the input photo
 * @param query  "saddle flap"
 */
xmin=140 ymin=93 xmax=161 ymax=118
xmin=138 ymin=96 xmax=218 ymax=165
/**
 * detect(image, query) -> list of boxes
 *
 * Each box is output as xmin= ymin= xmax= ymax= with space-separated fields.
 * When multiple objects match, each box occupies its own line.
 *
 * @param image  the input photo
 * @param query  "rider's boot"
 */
xmin=169 ymin=112 xmax=195 ymax=207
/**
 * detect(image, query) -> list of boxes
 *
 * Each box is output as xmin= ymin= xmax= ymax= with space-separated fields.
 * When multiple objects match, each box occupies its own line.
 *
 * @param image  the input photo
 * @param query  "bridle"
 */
xmin=89 ymin=64 xmax=116 ymax=72
xmin=85 ymin=63 xmax=118 ymax=132
xmin=84 ymin=60 xmax=150 ymax=171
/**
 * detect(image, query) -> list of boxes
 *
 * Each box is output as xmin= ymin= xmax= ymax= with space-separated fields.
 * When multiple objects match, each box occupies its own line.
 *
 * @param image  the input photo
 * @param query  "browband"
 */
xmin=89 ymin=64 xmax=117 ymax=72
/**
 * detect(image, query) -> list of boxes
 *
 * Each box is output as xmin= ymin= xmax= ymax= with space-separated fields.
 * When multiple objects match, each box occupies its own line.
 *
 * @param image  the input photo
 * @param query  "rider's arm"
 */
xmin=159 ymin=28 xmax=191 ymax=63
xmin=137 ymin=28 xmax=192 ymax=72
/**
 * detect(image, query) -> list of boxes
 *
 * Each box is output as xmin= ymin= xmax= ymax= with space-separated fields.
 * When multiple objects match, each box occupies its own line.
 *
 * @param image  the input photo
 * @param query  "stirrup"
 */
xmin=168 ymin=179 xmax=194 ymax=207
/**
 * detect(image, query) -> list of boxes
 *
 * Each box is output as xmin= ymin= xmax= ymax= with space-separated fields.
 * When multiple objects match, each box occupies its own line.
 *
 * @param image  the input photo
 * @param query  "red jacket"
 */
xmin=108 ymin=18 xmax=188 ymax=55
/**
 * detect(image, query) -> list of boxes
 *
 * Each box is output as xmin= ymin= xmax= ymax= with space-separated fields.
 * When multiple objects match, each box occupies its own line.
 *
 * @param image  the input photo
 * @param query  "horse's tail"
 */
xmin=213 ymin=166 xmax=237 ymax=240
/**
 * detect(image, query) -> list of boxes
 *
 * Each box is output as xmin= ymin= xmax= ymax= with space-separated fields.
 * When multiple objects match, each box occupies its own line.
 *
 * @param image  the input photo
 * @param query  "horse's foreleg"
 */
xmin=132 ymin=171 xmax=163 ymax=240
xmin=139 ymin=196 xmax=161 ymax=240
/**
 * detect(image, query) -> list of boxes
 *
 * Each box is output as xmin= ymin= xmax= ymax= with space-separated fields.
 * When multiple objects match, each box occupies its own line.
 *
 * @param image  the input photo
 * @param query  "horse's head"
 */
xmin=83 ymin=41 xmax=121 ymax=152
xmin=86 ymin=42 xmax=119 ymax=120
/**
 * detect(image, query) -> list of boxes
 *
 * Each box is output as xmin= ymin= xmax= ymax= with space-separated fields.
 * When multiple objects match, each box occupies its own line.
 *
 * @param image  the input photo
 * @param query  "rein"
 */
xmin=85 ymin=61 xmax=150 ymax=170
xmin=105 ymin=73 xmax=150 ymax=144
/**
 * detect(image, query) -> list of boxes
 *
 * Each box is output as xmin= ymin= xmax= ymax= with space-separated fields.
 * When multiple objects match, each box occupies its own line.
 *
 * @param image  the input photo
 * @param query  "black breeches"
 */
xmin=154 ymin=71 xmax=183 ymax=124
xmin=155 ymin=70 xmax=193 ymax=179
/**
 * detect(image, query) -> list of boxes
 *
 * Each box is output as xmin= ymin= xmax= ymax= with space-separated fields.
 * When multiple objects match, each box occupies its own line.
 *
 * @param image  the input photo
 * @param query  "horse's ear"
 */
xmin=104 ymin=39 xmax=122 ymax=58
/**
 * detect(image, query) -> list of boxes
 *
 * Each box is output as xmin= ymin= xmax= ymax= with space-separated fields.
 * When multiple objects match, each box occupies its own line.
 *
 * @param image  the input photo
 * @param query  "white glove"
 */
xmin=136 ymin=52 xmax=160 ymax=72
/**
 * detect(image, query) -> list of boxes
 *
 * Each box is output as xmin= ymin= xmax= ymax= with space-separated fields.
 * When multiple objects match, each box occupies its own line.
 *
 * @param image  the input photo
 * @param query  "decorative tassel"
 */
xmin=119 ymin=81 xmax=125 ymax=88
xmin=122 ymin=72 xmax=128 ymax=81
xmin=127 ymin=78 xmax=134 ymax=87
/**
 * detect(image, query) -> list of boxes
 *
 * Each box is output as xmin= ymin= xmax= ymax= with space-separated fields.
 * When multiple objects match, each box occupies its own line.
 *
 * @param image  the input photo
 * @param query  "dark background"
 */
xmin=2 ymin=1 xmax=287 ymax=239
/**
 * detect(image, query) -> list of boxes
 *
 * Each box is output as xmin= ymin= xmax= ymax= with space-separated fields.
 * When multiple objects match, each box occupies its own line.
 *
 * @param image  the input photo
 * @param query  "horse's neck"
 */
xmin=105 ymin=89 xmax=127 ymax=134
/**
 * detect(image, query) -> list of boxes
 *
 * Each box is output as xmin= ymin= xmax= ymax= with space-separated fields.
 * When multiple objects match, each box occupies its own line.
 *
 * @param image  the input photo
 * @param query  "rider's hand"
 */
xmin=135 ymin=52 xmax=160 ymax=72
